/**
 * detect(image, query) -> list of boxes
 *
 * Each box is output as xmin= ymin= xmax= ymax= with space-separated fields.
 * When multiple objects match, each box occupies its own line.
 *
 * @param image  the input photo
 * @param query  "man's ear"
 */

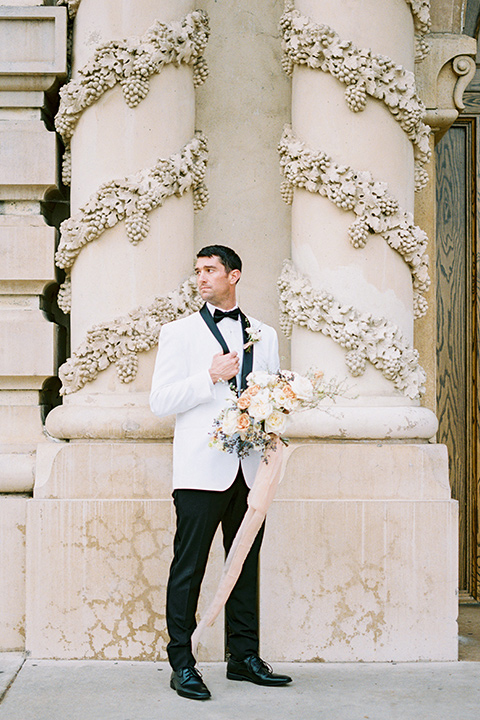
xmin=230 ymin=269 xmax=241 ymax=285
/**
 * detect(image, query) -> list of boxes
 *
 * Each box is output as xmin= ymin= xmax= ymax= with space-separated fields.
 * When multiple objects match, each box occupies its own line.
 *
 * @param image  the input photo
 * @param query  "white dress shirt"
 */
xmin=206 ymin=302 xmax=244 ymax=390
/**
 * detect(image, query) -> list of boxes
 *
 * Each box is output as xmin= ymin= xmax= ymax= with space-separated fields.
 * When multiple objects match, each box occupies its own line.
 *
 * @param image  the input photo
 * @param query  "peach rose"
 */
xmin=248 ymin=384 xmax=261 ymax=397
xmin=236 ymin=413 xmax=251 ymax=432
xmin=237 ymin=394 xmax=251 ymax=410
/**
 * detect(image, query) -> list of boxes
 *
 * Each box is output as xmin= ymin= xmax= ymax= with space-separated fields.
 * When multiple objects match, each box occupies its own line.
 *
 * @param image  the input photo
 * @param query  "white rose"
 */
xmin=273 ymin=385 xmax=296 ymax=412
xmin=221 ymin=408 xmax=241 ymax=436
xmin=247 ymin=371 xmax=274 ymax=388
xmin=264 ymin=410 xmax=288 ymax=435
xmin=289 ymin=372 xmax=314 ymax=401
xmin=248 ymin=390 xmax=274 ymax=421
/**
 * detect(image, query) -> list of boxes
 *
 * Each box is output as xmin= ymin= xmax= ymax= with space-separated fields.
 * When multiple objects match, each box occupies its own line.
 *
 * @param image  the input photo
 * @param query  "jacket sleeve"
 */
xmin=149 ymin=321 xmax=215 ymax=418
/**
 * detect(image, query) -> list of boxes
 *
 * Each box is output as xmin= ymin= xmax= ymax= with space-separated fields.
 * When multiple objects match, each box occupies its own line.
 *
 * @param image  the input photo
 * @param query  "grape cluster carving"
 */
xmin=278 ymin=261 xmax=426 ymax=400
xmin=278 ymin=126 xmax=430 ymax=318
xmin=405 ymin=0 xmax=431 ymax=61
xmin=59 ymin=276 xmax=202 ymax=395
xmin=55 ymin=132 xmax=209 ymax=312
xmin=55 ymin=10 xmax=210 ymax=158
xmin=279 ymin=6 xmax=431 ymax=191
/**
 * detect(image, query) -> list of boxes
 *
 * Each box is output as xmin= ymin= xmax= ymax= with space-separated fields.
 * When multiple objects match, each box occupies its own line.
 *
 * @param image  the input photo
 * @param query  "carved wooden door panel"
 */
xmin=436 ymin=111 xmax=479 ymax=601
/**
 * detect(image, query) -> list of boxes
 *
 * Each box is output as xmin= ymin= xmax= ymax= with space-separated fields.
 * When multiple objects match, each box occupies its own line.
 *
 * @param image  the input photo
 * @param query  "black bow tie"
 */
xmin=213 ymin=308 xmax=240 ymax=323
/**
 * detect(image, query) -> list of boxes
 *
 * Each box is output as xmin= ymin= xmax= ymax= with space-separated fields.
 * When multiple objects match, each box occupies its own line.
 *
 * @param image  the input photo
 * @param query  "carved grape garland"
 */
xmin=278 ymin=261 xmax=426 ymax=400
xmin=55 ymin=132 xmax=209 ymax=314
xmin=405 ymin=0 xmax=431 ymax=61
xmin=279 ymin=6 xmax=431 ymax=191
xmin=55 ymin=10 xmax=209 ymax=185
xmin=278 ymin=125 xmax=430 ymax=318
xmin=59 ymin=276 xmax=202 ymax=395
xmin=57 ymin=0 xmax=81 ymax=18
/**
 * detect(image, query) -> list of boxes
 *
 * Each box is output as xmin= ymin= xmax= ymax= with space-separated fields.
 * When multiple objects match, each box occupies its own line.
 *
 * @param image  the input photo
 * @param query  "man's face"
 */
xmin=195 ymin=255 xmax=240 ymax=308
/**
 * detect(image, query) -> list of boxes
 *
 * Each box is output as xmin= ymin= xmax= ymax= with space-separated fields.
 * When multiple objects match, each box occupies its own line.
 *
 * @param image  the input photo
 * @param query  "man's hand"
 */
xmin=209 ymin=351 xmax=239 ymax=384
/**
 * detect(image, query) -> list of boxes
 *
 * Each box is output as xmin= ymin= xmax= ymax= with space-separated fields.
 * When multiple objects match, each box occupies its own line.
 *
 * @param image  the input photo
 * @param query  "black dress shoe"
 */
xmin=226 ymin=655 xmax=292 ymax=686
xmin=170 ymin=667 xmax=211 ymax=700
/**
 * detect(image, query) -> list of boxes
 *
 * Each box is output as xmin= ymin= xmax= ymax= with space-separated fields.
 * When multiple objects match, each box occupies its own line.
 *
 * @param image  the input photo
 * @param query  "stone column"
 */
xmin=46 ymin=0 xmax=207 ymax=441
xmin=259 ymin=0 xmax=458 ymax=662
xmin=279 ymin=0 xmax=437 ymax=439
xmin=0 ymin=3 xmax=66 ymax=650
xmin=28 ymin=1 xmax=223 ymax=661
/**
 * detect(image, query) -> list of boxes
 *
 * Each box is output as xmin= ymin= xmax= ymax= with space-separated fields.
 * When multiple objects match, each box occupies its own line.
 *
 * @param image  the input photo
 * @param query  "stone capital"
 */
xmin=416 ymin=32 xmax=477 ymax=139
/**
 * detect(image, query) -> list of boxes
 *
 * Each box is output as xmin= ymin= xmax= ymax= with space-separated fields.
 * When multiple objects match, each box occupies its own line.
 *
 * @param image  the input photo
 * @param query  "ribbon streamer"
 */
xmin=191 ymin=438 xmax=293 ymax=656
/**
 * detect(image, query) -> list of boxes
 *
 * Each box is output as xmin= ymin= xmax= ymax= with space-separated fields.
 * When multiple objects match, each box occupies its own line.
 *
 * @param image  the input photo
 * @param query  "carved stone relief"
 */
xmin=59 ymin=276 xmax=201 ymax=395
xmin=55 ymin=133 xmax=208 ymax=314
xmin=280 ymin=5 xmax=431 ymax=191
xmin=278 ymin=260 xmax=426 ymax=400
xmin=278 ymin=126 xmax=430 ymax=318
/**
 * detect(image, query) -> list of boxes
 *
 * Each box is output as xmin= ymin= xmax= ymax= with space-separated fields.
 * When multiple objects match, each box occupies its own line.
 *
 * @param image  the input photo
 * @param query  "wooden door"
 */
xmin=436 ymin=108 xmax=480 ymax=600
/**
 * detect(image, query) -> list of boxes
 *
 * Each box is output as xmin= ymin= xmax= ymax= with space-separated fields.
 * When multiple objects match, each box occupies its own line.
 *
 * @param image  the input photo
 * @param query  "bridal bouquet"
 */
xmin=210 ymin=369 xmax=344 ymax=460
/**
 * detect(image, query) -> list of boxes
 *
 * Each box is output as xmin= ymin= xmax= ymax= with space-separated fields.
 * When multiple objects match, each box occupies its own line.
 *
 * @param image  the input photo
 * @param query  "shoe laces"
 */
xmin=249 ymin=655 xmax=273 ymax=675
xmin=183 ymin=666 xmax=203 ymax=681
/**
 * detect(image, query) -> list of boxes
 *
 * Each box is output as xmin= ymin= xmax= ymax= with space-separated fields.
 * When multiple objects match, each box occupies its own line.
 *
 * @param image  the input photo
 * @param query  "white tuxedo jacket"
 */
xmin=149 ymin=309 xmax=279 ymax=491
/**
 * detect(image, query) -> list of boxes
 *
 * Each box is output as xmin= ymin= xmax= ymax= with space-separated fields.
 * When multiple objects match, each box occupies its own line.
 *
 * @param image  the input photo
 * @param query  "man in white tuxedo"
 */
xmin=150 ymin=245 xmax=292 ymax=700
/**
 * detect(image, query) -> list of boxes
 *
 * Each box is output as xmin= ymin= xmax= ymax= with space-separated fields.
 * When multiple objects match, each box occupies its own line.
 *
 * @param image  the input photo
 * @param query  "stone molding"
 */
xmin=58 ymin=275 xmax=201 ymax=396
xmin=416 ymin=32 xmax=477 ymax=138
xmin=280 ymin=6 xmax=431 ymax=191
xmin=55 ymin=9 xmax=209 ymax=161
xmin=278 ymin=125 xmax=430 ymax=319
xmin=55 ymin=132 xmax=209 ymax=313
xmin=0 ymin=6 xmax=67 ymax=97
xmin=278 ymin=260 xmax=426 ymax=400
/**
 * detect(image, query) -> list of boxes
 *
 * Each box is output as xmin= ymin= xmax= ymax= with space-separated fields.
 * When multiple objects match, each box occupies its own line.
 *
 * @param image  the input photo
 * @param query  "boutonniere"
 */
xmin=244 ymin=324 xmax=262 ymax=352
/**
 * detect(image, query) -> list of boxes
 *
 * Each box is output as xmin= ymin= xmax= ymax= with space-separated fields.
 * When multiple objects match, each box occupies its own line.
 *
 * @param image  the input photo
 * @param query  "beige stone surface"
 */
xmin=0 ymin=497 xmax=26 ymax=650
xmin=26 ymin=499 xmax=224 ymax=661
xmin=0 ymin=222 xmax=54 ymax=284
xmin=195 ymin=0 xmax=291 ymax=363
xmin=0 ymin=312 xmax=54 ymax=378
xmin=277 ymin=443 xmax=450 ymax=500
xmin=0 ymin=406 xmax=45 ymax=445
xmin=0 ymin=451 xmax=35 ymax=492
xmin=261 ymin=498 xmax=458 ymax=662
xmin=35 ymin=442 xmax=173 ymax=500
xmin=0 ymin=122 xmax=56 ymax=196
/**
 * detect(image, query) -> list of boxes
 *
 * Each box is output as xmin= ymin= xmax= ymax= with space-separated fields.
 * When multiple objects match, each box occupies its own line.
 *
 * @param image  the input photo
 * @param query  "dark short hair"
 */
xmin=196 ymin=245 xmax=242 ymax=274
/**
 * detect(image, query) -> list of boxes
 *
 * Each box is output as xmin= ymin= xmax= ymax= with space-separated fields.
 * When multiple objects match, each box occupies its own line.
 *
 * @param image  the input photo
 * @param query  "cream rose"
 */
xmin=221 ymin=408 xmax=241 ymax=435
xmin=273 ymin=385 xmax=297 ymax=412
xmin=288 ymin=372 xmax=314 ymax=401
xmin=247 ymin=371 xmax=274 ymax=388
xmin=264 ymin=410 xmax=288 ymax=435
xmin=248 ymin=390 xmax=274 ymax=421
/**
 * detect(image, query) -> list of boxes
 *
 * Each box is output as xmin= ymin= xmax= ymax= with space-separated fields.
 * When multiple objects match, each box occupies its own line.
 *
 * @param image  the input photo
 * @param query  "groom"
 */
xmin=150 ymin=245 xmax=292 ymax=700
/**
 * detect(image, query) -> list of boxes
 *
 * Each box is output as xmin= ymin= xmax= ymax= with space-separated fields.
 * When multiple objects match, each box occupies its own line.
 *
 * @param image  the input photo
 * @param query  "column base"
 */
xmin=45 ymin=404 xmax=174 ymax=441
xmin=288 ymin=405 xmax=438 ymax=440
xmin=260 ymin=442 xmax=458 ymax=662
xmin=26 ymin=440 xmax=224 ymax=661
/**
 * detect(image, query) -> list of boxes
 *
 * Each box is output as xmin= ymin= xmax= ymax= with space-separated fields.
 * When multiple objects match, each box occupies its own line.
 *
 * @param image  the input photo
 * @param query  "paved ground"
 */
xmin=1 ymin=657 xmax=480 ymax=720
xmin=1 ymin=607 xmax=479 ymax=720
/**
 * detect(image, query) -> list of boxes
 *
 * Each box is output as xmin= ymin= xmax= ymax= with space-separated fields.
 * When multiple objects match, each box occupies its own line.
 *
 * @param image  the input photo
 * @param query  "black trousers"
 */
xmin=166 ymin=466 xmax=265 ymax=670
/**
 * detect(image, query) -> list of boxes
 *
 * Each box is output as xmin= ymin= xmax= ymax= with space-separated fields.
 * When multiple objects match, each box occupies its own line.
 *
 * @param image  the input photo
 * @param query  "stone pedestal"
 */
xmin=26 ymin=442 xmax=223 ymax=660
xmin=260 ymin=444 xmax=458 ymax=661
